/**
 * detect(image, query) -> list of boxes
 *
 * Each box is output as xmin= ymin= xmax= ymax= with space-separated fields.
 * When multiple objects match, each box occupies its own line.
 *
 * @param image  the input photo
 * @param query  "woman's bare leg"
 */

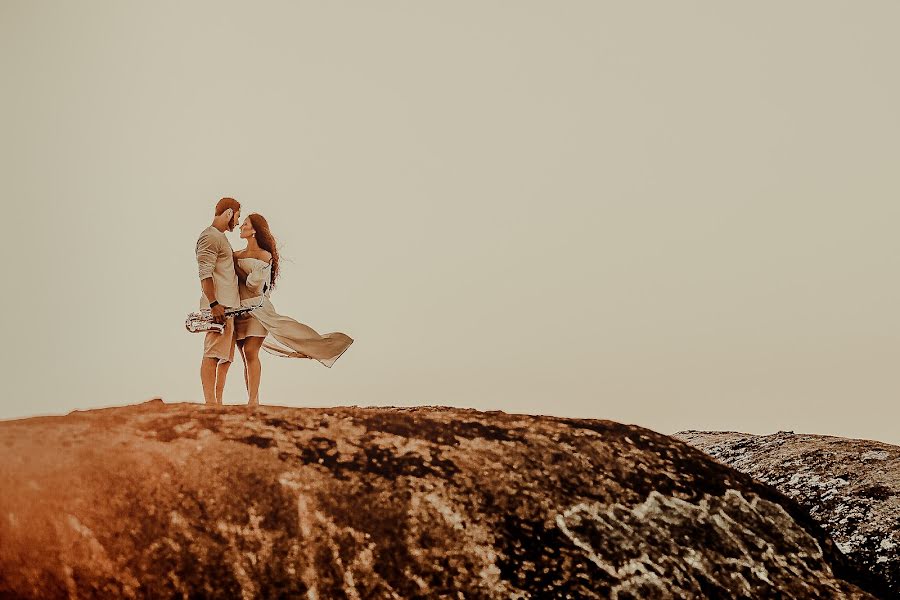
xmin=236 ymin=339 xmax=250 ymax=395
xmin=243 ymin=337 xmax=265 ymax=405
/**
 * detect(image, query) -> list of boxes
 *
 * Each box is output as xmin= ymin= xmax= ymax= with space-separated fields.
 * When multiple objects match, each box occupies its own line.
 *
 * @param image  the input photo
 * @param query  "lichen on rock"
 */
xmin=0 ymin=402 xmax=887 ymax=598
xmin=675 ymin=429 xmax=898 ymax=598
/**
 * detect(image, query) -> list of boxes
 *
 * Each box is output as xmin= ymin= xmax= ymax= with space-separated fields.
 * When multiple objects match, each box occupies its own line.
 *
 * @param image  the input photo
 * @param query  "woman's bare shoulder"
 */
xmin=254 ymin=250 xmax=273 ymax=262
xmin=239 ymin=249 xmax=272 ymax=262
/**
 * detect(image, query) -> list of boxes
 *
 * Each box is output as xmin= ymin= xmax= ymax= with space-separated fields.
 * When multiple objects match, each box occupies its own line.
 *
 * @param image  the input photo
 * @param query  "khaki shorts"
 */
xmin=203 ymin=316 xmax=236 ymax=363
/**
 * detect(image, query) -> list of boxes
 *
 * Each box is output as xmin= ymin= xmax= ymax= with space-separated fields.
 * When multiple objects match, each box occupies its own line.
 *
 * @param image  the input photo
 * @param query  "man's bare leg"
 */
xmin=200 ymin=357 xmax=219 ymax=404
xmin=215 ymin=360 xmax=232 ymax=404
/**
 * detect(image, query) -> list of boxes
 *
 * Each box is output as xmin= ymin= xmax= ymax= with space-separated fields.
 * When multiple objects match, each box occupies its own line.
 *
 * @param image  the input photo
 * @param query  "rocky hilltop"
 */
xmin=674 ymin=429 xmax=899 ymax=597
xmin=0 ymin=401 xmax=889 ymax=599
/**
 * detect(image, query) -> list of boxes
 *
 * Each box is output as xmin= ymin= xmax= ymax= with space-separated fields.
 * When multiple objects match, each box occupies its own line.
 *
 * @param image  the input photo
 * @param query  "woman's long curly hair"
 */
xmin=247 ymin=213 xmax=280 ymax=291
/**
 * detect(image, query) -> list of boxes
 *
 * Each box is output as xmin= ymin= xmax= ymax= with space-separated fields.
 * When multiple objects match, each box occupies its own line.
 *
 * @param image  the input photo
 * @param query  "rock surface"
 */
xmin=0 ymin=401 xmax=889 ymax=599
xmin=674 ymin=429 xmax=899 ymax=597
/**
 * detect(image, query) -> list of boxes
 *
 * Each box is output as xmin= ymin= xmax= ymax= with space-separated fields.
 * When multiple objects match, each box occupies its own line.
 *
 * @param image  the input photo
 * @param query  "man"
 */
xmin=196 ymin=197 xmax=242 ymax=404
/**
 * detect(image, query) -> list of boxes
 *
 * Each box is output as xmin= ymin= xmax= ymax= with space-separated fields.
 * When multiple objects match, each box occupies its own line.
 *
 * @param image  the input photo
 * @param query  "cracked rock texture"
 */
xmin=674 ymin=429 xmax=899 ymax=597
xmin=0 ymin=401 xmax=889 ymax=599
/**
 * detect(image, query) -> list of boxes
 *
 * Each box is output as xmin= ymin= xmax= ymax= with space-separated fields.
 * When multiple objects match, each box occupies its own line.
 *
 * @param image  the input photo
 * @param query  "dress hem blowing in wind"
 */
xmin=237 ymin=257 xmax=353 ymax=369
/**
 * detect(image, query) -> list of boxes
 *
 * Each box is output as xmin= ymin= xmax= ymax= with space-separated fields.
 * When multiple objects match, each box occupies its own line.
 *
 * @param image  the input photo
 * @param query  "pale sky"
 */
xmin=2 ymin=1 xmax=898 ymax=445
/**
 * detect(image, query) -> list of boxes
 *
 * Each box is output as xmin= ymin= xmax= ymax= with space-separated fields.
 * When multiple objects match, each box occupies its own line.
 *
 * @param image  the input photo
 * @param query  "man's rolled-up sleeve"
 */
xmin=196 ymin=232 xmax=217 ymax=279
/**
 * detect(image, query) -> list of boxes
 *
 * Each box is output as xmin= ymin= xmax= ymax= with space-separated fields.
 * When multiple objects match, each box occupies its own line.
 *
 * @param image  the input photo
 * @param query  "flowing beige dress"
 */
xmin=236 ymin=257 xmax=353 ymax=368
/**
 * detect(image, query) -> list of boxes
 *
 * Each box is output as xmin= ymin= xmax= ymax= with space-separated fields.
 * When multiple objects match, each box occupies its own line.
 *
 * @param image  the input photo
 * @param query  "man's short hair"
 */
xmin=215 ymin=197 xmax=240 ymax=216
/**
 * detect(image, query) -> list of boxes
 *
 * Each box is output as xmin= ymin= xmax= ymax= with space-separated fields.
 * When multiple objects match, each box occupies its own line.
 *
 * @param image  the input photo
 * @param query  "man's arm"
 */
xmin=200 ymin=277 xmax=217 ymax=304
xmin=196 ymin=231 xmax=226 ymax=323
xmin=200 ymin=277 xmax=225 ymax=324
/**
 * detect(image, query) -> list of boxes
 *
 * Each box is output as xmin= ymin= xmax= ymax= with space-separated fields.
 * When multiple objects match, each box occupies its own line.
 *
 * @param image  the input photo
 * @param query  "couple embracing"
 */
xmin=196 ymin=197 xmax=353 ymax=406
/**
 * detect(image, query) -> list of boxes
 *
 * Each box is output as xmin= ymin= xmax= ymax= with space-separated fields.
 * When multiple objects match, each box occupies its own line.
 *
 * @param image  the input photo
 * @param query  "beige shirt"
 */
xmin=195 ymin=226 xmax=240 ymax=309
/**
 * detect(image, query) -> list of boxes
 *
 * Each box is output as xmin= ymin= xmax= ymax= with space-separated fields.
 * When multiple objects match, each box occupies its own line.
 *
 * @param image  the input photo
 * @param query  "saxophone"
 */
xmin=185 ymin=292 xmax=266 ymax=334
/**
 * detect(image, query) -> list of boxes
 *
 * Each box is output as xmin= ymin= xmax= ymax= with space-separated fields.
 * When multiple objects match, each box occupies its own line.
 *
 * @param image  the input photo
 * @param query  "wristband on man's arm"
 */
xmin=209 ymin=300 xmax=219 ymax=309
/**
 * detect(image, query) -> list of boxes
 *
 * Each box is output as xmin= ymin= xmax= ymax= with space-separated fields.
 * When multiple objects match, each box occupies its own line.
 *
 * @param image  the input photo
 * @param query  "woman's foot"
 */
xmin=248 ymin=398 xmax=260 ymax=407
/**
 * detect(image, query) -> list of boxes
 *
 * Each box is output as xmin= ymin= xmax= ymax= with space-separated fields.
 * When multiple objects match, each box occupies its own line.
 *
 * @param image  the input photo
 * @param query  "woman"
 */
xmin=232 ymin=213 xmax=354 ymax=406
